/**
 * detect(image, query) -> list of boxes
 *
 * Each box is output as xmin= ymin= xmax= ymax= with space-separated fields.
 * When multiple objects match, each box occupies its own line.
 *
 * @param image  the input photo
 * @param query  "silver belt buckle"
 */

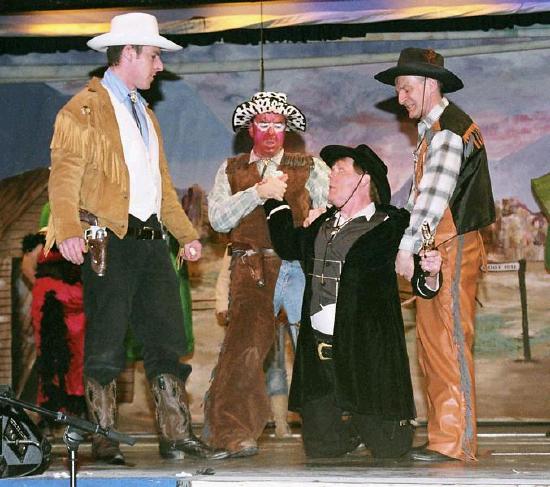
xmin=141 ymin=226 xmax=155 ymax=239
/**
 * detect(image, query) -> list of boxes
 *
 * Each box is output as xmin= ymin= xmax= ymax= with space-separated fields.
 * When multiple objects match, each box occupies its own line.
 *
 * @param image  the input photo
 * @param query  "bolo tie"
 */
xmin=259 ymin=158 xmax=272 ymax=178
xmin=128 ymin=91 xmax=143 ymax=136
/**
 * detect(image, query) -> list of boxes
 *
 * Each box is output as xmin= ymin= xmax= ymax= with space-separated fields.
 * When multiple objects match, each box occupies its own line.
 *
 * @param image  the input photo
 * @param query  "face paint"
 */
xmin=249 ymin=113 xmax=286 ymax=158
xmin=253 ymin=121 xmax=286 ymax=133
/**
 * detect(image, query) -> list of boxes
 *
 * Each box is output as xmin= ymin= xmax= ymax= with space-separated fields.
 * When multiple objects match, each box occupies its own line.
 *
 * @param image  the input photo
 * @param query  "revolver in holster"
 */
xmin=84 ymin=226 xmax=109 ymax=277
xmin=80 ymin=209 xmax=108 ymax=277
xmin=238 ymin=249 xmax=266 ymax=288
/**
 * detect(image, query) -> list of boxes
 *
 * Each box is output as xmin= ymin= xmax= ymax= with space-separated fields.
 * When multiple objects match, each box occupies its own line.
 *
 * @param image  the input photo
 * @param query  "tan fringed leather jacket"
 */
xmin=46 ymin=77 xmax=198 ymax=251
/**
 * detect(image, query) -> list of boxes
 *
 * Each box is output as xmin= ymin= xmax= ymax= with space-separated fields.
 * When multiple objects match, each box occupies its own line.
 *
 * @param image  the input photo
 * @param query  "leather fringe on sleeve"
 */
xmin=50 ymin=109 xmax=128 ymax=193
xmin=463 ymin=123 xmax=484 ymax=150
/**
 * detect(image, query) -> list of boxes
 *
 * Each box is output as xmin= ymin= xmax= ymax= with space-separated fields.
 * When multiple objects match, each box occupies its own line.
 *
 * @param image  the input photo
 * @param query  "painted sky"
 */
xmin=1 ymin=42 xmax=549 ymax=211
xmin=167 ymin=48 xmax=550 ymax=210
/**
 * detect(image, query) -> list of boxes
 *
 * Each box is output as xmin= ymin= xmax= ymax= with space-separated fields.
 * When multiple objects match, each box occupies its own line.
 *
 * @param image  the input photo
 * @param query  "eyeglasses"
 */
xmin=253 ymin=121 xmax=287 ymax=132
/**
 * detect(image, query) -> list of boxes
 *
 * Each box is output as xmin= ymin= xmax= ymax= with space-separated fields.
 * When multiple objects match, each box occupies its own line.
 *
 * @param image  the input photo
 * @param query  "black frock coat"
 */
xmin=265 ymin=201 xmax=436 ymax=421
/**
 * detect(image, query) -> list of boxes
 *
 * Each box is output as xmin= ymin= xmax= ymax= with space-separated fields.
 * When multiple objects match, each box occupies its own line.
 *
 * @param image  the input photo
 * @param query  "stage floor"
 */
xmin=5 ymin=423 xmax=550 ymax=486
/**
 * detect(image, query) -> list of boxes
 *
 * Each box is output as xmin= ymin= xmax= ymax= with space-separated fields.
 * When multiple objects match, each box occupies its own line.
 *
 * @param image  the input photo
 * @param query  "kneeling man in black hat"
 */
xmin=264 ymin=144 xmax=441 ymax=458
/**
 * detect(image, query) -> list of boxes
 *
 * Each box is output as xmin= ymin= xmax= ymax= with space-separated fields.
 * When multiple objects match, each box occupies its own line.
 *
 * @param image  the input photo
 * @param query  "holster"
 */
xmin=230 ymin=243 xmax=279 ymax=288
xmin=80 ymin=209 xmax=108 ymax=277
xmin=87 ymin=230 xmax=109 ymax=277
xmin=242 ymin=251 xmax=265 ymax=288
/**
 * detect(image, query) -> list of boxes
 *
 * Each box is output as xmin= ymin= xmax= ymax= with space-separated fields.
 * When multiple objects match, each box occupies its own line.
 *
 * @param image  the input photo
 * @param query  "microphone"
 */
xmin=57 ymin=413 xmax=136 ymax=446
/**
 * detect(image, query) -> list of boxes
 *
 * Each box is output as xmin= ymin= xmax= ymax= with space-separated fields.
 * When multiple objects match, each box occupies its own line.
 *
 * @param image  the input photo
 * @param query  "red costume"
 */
xmin=31 ymin=246 xmax=86 ymax=416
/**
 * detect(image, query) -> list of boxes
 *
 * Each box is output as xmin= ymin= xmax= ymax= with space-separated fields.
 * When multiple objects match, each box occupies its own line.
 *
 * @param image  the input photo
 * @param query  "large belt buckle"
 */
xmin=317 ymin=342 xmax=332 ymax=361
xmin=141 ymin=226 xmax=155 ymax=240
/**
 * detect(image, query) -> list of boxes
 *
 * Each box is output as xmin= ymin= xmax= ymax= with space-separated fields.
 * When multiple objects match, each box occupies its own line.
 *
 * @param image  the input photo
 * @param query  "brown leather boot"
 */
xmin=150 ymin=374 xmax=229 ymax=460
xmin=84 ymin=377 xmax=125 ymax=465
xmin=270 ymin=394 xmax=292 ymax=438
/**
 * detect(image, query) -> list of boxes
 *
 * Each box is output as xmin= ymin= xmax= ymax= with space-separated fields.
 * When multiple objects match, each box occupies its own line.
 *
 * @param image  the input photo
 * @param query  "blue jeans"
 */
xmin=266 ymin=260 xmax=304 ymax=396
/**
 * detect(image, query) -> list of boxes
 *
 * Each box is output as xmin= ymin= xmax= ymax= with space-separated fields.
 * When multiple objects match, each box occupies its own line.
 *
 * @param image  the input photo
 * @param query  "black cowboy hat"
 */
xmin=320 ymin=144 xmax=391 ymax=205
xmin=374 ymin=47 xmax=463 ymax=93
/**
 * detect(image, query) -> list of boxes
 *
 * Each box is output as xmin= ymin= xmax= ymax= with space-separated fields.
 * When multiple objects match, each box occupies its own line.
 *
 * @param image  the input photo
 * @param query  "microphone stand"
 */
xmin=64 ymin=426 xmax=84 ymax=487
xmin=0 ymin=387 xmax=135 ymax=486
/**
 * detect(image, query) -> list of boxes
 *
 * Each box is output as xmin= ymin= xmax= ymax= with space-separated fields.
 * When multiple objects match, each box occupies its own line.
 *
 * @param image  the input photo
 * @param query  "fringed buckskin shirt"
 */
xmin=46 ymin=77 xmax=198 ymax=251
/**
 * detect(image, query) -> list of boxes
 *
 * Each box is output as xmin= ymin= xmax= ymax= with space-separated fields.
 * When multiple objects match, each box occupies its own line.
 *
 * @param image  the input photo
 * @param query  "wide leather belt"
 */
xmin=79 ymin=210 xmax=164 ymax=240
xmin=230 ymin=247 xmax=277 ymax=257
xmin=125 ymin=226 xmax=165 ymax=240
xmin=79 ymin=208 xmax=99 ymax=226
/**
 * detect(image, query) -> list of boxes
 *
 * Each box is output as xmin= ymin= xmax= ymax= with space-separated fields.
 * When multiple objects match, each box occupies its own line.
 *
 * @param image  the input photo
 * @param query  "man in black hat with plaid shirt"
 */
xmin=375 ymin=47 xmax=495 ymax=462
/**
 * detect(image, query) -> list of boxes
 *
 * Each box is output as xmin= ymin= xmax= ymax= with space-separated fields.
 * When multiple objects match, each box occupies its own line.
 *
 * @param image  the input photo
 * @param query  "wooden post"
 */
xmin=486 ymin=260 xmax=532 ymax=362
xmin=517 ymin=259 xmax=531 ymax=361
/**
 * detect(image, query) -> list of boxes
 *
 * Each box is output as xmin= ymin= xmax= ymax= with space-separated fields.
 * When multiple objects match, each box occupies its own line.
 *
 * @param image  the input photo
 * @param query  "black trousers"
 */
xmin=301 ymin=351 xmax=413 ymax=459
xmin=82 ymin=215 xmax=190 ymax=385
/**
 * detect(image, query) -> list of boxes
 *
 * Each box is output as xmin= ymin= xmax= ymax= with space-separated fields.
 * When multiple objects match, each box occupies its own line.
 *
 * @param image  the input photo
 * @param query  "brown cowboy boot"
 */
xmin=150 ymin=374 xmax=229 ymax=460
xmin=270 ymin=394 xmax=292 ymax=438
xmin=84 ymin=377 xmax=125 ymax=465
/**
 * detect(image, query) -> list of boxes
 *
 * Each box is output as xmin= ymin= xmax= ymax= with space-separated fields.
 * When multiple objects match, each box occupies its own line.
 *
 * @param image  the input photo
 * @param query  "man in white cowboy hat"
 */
xmin=204 ymin=92 xmax=329 ymax=457
xmin=47 ymin=12 xmax=226 ymax=463
xmin=375 ymin=47 xmax=495 ymax=462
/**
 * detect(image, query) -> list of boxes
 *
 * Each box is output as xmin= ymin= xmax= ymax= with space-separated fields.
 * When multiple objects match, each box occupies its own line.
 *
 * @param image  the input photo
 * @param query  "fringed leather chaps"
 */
xmin=204 ymin=253 xmax=281 ymax=451
xmin=415 ymin=209 xmax=484 ymax=461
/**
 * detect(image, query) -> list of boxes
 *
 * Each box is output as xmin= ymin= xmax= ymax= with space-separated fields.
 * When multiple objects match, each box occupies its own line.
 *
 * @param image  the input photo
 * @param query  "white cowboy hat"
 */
xmin=232 ymin=92 xmax=306 ymax=132
xmin=87 ymin=13 xmax=181 ymax=52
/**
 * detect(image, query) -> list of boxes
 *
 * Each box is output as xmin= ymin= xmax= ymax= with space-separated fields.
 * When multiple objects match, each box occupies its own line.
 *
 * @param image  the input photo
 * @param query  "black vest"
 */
xmin=310 ymin=209 xmax=387 ymax=316
xmin=432 ymin=102 xmax=496 ymax=234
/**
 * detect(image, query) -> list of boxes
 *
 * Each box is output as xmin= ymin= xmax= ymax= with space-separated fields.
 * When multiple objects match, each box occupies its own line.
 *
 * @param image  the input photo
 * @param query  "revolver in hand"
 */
xmin=420 ymin=221 xmax=436 ymax=252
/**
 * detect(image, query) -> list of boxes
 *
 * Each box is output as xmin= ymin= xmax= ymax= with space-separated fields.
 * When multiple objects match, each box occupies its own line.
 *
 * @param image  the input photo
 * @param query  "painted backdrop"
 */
xmin=1 ymin=40 xmax=548 ymax=420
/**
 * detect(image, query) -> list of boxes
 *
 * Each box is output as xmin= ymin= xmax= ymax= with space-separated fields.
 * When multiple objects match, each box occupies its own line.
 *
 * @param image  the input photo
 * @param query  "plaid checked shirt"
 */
xmin=208 ymin=149 xmax=329 ymax=233
xmin=400 ymin=97 xmax=463 ymax=253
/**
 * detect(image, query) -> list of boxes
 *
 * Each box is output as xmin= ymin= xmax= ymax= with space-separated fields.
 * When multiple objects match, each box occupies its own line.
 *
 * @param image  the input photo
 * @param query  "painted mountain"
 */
xmin=490 ymin=135 xmax=550 ymax=212
xmin=391 ymin=134 xmax=550 ymax=212
xmin=154 ymin=80 xmax=236 ymax=191
xmin=0 ymin=83 xmax=70 ymax=181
